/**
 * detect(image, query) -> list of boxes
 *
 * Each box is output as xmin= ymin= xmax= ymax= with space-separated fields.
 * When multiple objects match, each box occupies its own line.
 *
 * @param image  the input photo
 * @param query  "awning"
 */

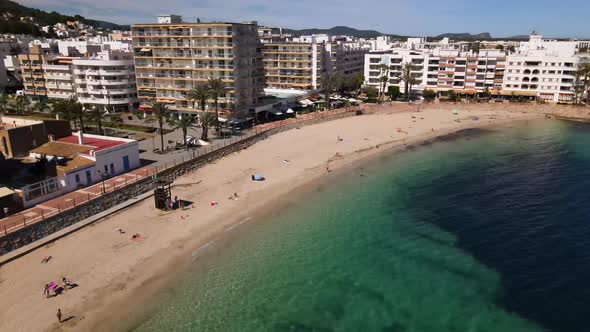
xmin=140 ymin=48 xmax=151 ymax=52
xmin=298 ymin=99 xmax=313 ymax=106
xmin=0 ymin=187 xmax=15 ymax=199
xmin=286 ymin=109 xmax=294 ymax=114
xmin=218 ymin=117 xmax=228 ymax=123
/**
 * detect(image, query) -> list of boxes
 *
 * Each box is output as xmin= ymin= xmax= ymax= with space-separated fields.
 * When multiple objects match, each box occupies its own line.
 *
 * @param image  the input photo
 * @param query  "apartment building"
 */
xmin=427 ymin=49 xmax=505 ymax=94
xmin=131 ymin=15 xmax=265 ymax=115
xmin=18 ymin=45 xmax=47 ymax=98
xmin=364 ymin=48 xmax=506 ymax=96
xmin=73 ymin=50 xmax=138 ymax=112
xmin=365 ymin=49 xmax=429 ymax=94
xmin=502 ymin=34 xmax=580 ymax=102
xmin=327 ymin=40 xmax=369 ymax=77
xmin=262 ymin=41 xmax=330 ymax=90
xmin=44 ymin=56 xmax=75 ymax=100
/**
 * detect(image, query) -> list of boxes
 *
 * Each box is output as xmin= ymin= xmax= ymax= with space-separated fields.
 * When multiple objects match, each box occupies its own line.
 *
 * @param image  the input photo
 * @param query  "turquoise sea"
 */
xmin=131 ymin=118 xmax=590 ymax=332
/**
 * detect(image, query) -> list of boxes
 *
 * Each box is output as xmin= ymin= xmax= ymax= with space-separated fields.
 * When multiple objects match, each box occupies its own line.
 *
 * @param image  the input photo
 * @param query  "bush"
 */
xmin=387 ymin=86 xmax=401 ymax=100
xmin=362 ymin=86 xmax=379 ymax=102
xmin=423 ymin=89 xmax=436 ymax=102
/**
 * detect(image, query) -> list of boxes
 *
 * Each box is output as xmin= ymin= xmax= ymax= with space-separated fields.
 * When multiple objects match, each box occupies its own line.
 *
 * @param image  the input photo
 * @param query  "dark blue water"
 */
xmin=132 ymin=119 xmax=590 ymax=332
xmin=411 ymin=120 xmax=590 ymax=332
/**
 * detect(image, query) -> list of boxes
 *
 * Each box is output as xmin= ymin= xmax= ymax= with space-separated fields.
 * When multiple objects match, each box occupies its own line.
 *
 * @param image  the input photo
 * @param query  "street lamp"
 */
xmin=97 ymin=169 xmax=107 ymax=194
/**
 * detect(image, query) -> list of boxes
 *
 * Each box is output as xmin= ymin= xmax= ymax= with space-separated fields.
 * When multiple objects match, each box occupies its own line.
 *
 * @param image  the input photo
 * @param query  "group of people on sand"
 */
xmin=43 ymin=277 xmax=75 ymax=299
xmin=165 ymin=195 xmax=186 ymax=211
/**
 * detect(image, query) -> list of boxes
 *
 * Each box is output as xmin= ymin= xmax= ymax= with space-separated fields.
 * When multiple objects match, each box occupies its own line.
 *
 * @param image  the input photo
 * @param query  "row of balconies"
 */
xmin=76 ymin=88 xmax=135 ymax=95
xmin=73 ymin=69 xmax=132 ymax=76
xmin=78 ymin=96 xmax=138 ymax=105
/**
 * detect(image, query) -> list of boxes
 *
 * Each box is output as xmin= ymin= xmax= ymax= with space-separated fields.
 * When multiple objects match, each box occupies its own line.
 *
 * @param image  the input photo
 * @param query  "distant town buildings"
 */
xmin=364 ymin=33 xmax=589 ymax=101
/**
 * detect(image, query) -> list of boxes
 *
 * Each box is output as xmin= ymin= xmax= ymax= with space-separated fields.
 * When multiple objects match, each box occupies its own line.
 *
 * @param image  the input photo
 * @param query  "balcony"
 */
xmin=47 ymin=92 xmax=74 ymax=99
xmin=78 ymin=96 xmax=138 ymax=105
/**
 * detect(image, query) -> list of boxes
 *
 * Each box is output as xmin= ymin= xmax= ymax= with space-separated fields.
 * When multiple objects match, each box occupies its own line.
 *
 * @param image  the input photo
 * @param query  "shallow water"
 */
xmin=132 ymin=119 xmax=590 ymax=332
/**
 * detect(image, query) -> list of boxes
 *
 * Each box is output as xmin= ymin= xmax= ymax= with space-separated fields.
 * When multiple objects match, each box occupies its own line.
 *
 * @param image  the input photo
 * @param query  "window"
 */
xmin=110 ymin=163 xmax=115 ymax=175
xmin=75 ymin=174 xmax=80 ymax=184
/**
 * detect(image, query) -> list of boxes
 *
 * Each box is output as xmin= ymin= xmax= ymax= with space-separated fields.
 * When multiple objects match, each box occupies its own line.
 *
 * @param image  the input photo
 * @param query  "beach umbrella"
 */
xmin=254 ymin=174 xmax=264 ymax=181
xmin=452 ymin=109 xmax=459 ymax=115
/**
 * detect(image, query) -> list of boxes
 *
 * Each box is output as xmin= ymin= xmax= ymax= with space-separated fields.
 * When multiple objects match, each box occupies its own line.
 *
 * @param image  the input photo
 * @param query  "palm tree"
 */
xmin=50 ymin=99 xmax=74 ymax=125
xmin=187 ymin=84 xmax=210 ymax=113
xmin=207 ymin=77 xmax=226 ymax=133
xmin=320 ymin=71 xmax=335 ymax=110
xmin=168 ymin=114 xmax=198 ymax=149
xmin=349 ymin=73 xmax=365 ymax=96
xmin=378 ymin=64 xmax=390 ymax=103
xmin=145 ymin=102 xmax=171 ymax=151
xmin=0 ymin=94 xmax=9 ymax=114
xmin=132 ymin=108 xmax=144 ymax=126
xmin=199 ymin=111 xmax=216 ymax=141
xmin=68 ymin=98 xmax=85 ymax=132
xmin=400 ymin=62 xmax=417 ymax=101
xmin=108 ymin=113 xmax=123 ymax=128
xmin=85 ymin=105 xmax=105 ymax=135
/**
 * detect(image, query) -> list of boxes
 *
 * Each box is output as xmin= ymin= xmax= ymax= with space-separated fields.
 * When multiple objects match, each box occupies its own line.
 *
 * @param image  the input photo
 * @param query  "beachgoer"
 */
xmin=118 ymin=228 xmax=125 ymax=234
xmin=251 ymin=174 xmax=255 ymax=181
xmin=234 ymin=193 xmax=239 ymax=198
xmin=62 ymin=277 xmax=72 ymax=290
xmin=132 ymin=233 xmax=141 ymax=240
xmin=174 ymin=195 xmax=179 ymax=207
xmin=41 ymin=256 xmax=52 ymax=264
xmin=43 ymin=284 xmax=50 ymax=298
xmin=57 ymin=309 xmax=62 ymax=323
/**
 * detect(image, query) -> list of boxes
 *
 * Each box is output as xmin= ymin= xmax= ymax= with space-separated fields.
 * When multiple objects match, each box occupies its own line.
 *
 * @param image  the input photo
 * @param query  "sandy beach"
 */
xmin=0 ymin=104 xmax=539 ymax=332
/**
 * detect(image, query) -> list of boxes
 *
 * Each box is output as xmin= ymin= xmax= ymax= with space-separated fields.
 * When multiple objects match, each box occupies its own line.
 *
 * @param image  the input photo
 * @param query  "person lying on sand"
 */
xmin=62 ymin=277 xmax=73 ymax=290
xmin=131 ymin=234 xmax=145 ymax=241
xmin=117 ymin=228 xmax=125 ymax=234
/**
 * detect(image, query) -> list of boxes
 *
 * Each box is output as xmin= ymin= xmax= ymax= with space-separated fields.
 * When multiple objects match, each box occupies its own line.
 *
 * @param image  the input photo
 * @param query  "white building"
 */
xmin=503 ymin=34 xmax=580 ymax=102
xmin=72 ymin=50 xmax=138 ymax=112
xmin=44 ymin=57 xmax=75 ymax=99
xmin=24 ymin=131 xmax=140 ymax=208
xmin=364 ymin=48 xmax=506 ymax=96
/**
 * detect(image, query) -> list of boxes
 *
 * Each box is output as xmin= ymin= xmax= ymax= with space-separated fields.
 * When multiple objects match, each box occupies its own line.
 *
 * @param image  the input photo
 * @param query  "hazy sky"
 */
xmin=17 ymin=0 xmax=590 ymax=38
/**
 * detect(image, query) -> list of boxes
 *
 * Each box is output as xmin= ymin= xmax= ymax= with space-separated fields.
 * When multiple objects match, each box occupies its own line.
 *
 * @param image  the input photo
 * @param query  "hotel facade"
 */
xmin=131 ymin=15 xmax=265 ymax=115
xmin=365 ymin=48 xmax=505 ymax=96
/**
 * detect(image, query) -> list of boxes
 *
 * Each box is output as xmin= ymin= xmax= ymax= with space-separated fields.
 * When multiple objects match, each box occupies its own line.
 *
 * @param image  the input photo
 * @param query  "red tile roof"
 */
xmin=57 ymin=135 xmax=126 ymax=153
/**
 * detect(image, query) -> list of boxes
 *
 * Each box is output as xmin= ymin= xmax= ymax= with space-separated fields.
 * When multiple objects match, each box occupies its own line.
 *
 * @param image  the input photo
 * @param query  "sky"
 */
xmin=16 ymin=0 xmax=590 ymax=38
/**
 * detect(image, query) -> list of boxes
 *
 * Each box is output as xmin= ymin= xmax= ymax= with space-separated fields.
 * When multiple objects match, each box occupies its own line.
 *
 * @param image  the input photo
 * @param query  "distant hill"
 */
xmin=434 ymin=32 xmax=493 ymax=40
xmin=283 ymin=26 xmax=405 ymax=39
xmin=0 ymin=0 xmax=128 ymax=36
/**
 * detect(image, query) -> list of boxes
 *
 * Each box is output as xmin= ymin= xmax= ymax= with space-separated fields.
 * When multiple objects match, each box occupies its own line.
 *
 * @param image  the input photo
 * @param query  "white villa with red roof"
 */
xmin=23 ymin=132 xmax=140 ymax=207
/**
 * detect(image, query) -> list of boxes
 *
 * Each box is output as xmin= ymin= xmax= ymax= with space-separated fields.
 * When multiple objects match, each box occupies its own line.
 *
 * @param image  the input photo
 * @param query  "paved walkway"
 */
xmin=0 ymin=166 xmax=157 ymax=236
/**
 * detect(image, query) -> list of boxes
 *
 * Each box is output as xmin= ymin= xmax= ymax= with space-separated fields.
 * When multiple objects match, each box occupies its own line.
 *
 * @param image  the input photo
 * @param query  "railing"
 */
xmin=0 ymin=106 xmax=360 ymax=245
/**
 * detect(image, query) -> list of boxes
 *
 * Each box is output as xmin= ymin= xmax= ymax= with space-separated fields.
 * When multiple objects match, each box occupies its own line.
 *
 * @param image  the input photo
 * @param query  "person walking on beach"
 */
xmin=57 ymin=309 xmax=62 ymax=323
xmin=43 ymin=284 xmax=50 ymax=298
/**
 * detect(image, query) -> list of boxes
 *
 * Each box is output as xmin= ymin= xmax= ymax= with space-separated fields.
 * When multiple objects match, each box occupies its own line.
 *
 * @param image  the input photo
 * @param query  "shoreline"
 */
xmin=0 ymin=106 xmax=539 ymax=332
